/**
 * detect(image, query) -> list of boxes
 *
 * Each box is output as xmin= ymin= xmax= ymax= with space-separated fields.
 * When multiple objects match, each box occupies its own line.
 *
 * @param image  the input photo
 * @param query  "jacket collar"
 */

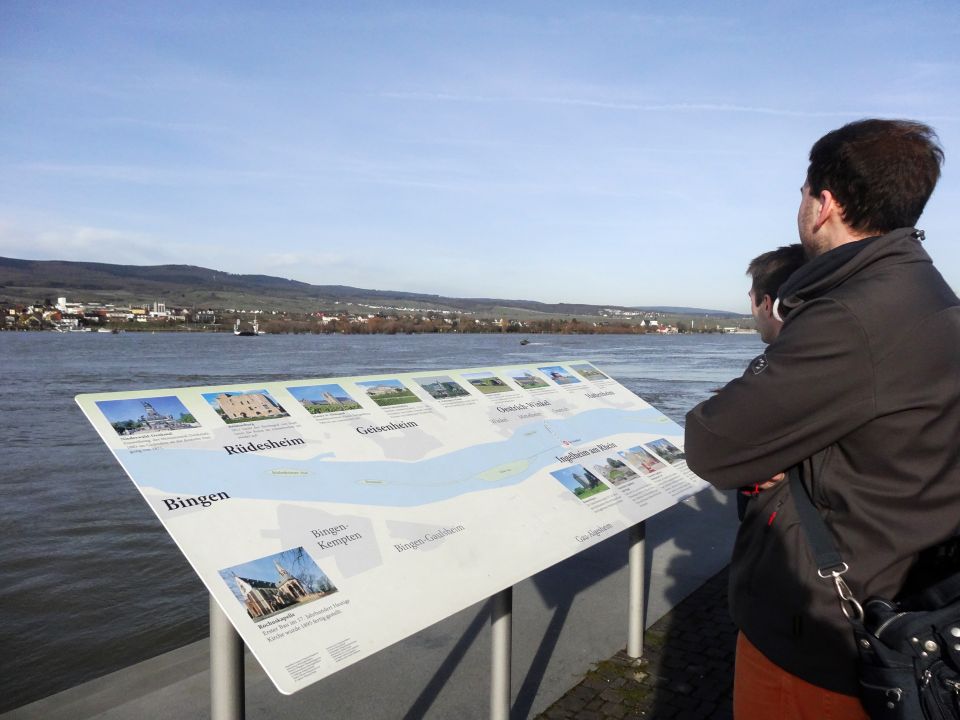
xmin=774 ymin=228 xmax=928 ymax=320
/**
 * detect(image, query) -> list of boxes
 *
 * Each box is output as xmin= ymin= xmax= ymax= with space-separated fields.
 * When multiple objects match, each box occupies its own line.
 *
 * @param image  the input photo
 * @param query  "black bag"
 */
xmin=856 ymin=573 xmax=960 ymax=719
xmin=789 ymin=468 xmax=960 ymax=719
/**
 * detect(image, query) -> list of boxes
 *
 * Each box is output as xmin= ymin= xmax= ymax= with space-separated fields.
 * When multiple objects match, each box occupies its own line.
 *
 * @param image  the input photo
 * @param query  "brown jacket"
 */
xmin=685 ymin=228 xmax=960 ymax=694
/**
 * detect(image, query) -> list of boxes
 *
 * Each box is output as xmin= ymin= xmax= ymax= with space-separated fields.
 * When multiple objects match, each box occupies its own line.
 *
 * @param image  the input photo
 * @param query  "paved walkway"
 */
xmin=535 ymin=567 xmax=736 ymax=720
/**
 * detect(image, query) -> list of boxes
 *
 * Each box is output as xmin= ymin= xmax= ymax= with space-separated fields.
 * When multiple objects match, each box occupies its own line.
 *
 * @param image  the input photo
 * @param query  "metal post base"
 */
xmin=627 ymin=521 xmax=647 ymax=658
xmin=490 ymin=587 xmax=513 ymax=720
xmin=210 ymin=595 xmax=245 ymax=720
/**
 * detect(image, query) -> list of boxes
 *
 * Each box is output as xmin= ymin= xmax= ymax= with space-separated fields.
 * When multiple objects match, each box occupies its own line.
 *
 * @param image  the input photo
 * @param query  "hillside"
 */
xmin=0 ymin=257 xmax=744 ymax=320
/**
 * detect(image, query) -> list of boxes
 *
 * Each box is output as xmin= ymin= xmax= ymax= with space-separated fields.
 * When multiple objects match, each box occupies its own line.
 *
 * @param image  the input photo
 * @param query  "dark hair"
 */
xmin=747 ymin=243 xmax=806 ymax=303
xmin=806 ymin=119 xmax=944 ymax=234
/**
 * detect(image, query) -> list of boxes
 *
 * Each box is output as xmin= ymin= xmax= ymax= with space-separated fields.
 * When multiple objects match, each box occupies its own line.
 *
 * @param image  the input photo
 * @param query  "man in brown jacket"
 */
xmin=685 ymin=119 xmax=960 ymax=719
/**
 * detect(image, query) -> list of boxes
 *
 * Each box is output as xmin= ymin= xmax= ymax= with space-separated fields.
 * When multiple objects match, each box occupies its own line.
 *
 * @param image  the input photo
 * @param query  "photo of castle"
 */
xmin=219 ymin=547 xmax=337 ymax=621
xmin=201 ymin=389 xmax=289 ymax=424
xmin=415 ymin=375 xmax=470 ymax=400
xmin=286 ymin=383 xmax=362 ymax=414
xmin=96 ymin=396 xmax=200 ymax=436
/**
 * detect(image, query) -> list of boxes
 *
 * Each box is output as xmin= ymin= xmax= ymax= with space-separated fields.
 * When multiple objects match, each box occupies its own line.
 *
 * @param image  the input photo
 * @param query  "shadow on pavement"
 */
xmin=535 ymin=489 xmax=739 ymax=720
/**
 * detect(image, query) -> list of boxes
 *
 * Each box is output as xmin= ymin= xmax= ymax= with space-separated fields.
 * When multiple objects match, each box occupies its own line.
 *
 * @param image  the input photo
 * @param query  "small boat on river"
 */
xmin=234 ymin=319 xmax=262 ymax=336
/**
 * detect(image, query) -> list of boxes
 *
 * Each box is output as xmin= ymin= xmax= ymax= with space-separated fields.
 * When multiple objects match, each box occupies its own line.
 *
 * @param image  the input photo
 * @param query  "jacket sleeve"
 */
xmin=684 ymin=298 xmax=876 ymax=489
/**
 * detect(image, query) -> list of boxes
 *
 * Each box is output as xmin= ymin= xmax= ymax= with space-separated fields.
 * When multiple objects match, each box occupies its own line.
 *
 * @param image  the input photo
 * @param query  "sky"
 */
xmin=1 ymin=1 xmax=958 ymax=312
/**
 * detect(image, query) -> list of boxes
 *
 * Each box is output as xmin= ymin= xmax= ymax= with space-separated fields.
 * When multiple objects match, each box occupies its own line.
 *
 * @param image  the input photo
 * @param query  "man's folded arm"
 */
xmin=684 ymin=299 xmax=876 ymax=489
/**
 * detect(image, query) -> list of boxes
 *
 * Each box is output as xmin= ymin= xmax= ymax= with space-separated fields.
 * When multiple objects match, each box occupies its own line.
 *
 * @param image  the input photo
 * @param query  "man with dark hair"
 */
xmin=746 ymin=243 xmax=806 ymax=344
xmin=685 ymin=119 xmax=960 ymax=719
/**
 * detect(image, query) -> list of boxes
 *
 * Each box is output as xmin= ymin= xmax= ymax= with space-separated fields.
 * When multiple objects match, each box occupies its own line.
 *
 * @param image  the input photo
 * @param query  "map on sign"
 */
xmin=76 ymin=360 xmax=707 ymax=695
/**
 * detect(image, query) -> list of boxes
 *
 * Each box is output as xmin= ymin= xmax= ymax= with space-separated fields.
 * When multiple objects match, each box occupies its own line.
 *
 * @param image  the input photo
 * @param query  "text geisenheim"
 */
xmin=355 ymin=420 xmax=419 ymax=435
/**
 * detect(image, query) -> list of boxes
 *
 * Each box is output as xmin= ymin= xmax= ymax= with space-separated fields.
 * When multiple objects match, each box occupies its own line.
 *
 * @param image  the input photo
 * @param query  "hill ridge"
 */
xmin=0 ymin=256 xmax=743 ymax=318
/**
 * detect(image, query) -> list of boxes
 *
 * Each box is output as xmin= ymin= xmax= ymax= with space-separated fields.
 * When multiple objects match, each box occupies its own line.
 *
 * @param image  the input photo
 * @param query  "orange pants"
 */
xmin=734 ymin=633 xmax=869 ymax=720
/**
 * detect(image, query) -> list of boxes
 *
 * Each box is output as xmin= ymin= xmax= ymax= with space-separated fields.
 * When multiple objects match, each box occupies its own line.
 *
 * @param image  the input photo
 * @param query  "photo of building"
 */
xmin=549 ymin=464 xmax=609 ymax=501
xmin=201 ymin=389 xmax=289 ymax=424
xmin=96 ymin=396 xmax=200 ymax=436
xmin=538 ymin=366 xmax=580 ymax=385
xmin=509 ymin=370 xmax=549 ymax=390
xmin=620 ymin=446 xmax=666 ymax=475
xmin=592 ymin=456 xmax=638 ymax=486
xmin=219 ymin=548 xmax=337 ymax=621
xmin=355 ymin=379 xmax=421 ymax=407
xmin=462 ymin=372 xmax=513 ymax=394
xmin=287 ymin=383 xmax=362 ymax=414
xmin=571 ymin=364 xmax=609 ymax=381
xmin=415 ymin=375 xmax=470 ymax=400
xmin=646 ymin=438 xmax=686 ymax=464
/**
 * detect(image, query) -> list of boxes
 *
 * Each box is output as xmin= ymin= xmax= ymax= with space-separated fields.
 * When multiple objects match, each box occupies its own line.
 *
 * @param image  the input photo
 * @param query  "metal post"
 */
xmin=210 ymin=595 xmax=245 ymax=720
xmin=627 ymin=521 xmax=647 ymax=658
xmin=490 ymin=586 xmax=513 ymax=720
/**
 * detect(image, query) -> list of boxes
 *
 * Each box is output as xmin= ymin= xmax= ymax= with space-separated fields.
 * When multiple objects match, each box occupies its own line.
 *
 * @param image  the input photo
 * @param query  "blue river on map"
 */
xmin=119 ymin=407 xmax=680 ymax=506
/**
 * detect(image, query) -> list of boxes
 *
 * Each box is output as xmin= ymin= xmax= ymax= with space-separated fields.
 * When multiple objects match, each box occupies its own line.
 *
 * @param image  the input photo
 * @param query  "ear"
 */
xmin=760 ymin=294 xmax=774 ymax=316
xmin=814 ymin=189 xmax=838 ymax=230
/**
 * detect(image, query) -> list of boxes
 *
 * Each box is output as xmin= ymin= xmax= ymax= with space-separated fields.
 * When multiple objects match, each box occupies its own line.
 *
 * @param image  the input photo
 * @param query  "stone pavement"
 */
xmin=535 ymin=567 xmax=736 ymax=720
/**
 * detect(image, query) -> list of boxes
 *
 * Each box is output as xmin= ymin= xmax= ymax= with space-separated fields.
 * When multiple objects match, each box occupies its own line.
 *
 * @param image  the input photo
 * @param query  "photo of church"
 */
xmin=549 ymin=464 xmax=610 ymax=501
xmin=219 ymin=547 xmax=337 ymax=621
xmin=286 ymin=383 xmax=362 ymax=414
xmin=96 ymin=396 xmax=200 ymax=436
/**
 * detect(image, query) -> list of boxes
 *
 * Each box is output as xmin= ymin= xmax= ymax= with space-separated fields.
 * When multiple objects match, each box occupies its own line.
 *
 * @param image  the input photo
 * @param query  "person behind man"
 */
xmin=736 ymin=243 xmax=807 ymax=520
xmin=746 ymin=244 xmax=806 ymax=344
xmin=684 ymin=119 xmax=960 ymax=719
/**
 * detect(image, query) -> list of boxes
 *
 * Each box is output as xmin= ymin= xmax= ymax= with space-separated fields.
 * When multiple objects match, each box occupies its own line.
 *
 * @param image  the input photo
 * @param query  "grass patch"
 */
xmin=305 ymin=402 xmax=361 ymax=414
xmin=618 ymin=684 xmax=653 ymax=706
xmin=643 ymin=629 xmax=667 ymax=650
xmin=371 ymin=392 xmax=420 ymax=406
xmin=574 ymin=483 xmax=609 ymax=500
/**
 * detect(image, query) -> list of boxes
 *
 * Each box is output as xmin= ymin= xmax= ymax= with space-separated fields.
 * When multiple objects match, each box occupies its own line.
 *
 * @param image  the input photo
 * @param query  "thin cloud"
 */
xmin=259 ymin=252 xmax=349 ymax=273
xmin=379 ymin=90 xmax=926 ymax=119
xmin=15 ymin=163 xmax=307 ymax=187
xmin=0 ymin=221 xmax=239 ymax=270
xmin=1 ymin=224 xmax=178 ymax=265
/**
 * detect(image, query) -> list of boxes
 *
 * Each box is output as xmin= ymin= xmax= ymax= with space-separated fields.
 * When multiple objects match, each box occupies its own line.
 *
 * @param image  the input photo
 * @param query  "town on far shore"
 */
xmin=2 ymin=296 xmax=757 ymax=335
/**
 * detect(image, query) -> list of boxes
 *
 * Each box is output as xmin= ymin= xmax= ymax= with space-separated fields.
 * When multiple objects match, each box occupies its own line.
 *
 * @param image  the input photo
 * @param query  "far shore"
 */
xmin=5 ymin=322 xmax=750 ymax=335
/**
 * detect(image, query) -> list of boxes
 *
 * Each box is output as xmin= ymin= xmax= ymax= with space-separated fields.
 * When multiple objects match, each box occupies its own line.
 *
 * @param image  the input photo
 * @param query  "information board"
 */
xmin=76 ymin=360 xmax=707 ymax=695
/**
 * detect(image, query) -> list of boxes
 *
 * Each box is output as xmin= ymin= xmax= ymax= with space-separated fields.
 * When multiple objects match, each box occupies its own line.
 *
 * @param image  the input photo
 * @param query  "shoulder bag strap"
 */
xmin=787 ymin=465 xmax=864 ymax=622
xmin=788 ymin=465 xmax=846 ymax=574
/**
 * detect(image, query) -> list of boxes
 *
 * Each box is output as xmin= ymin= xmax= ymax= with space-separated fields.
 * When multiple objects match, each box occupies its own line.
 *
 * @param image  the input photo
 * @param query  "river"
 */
xmin=0 ymin=331 xmax=761 ymax=712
